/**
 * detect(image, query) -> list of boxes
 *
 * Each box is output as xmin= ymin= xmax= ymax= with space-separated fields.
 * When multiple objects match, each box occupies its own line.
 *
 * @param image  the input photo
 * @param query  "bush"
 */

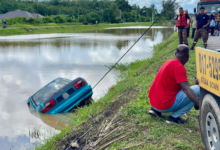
xmin=26 ymin=18 xmax=35 ymax=24
xmin=34 ymin=18 xmax=42 ymax=24
xmin=43 ymin=16 xmax=54 ymax=23
xmin=79 ymin=15 xmax=86 ymax=24
xmin=53 ymin=15 xmax=66 ymax=23
xmin=66 ymin=17 xmax=74 ymax=23
xmin=87 ymin=12 xmax=100 ymax=24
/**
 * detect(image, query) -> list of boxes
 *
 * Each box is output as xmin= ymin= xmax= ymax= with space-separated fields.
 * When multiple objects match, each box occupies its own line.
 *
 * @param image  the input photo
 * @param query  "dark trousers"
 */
xmin=178 ymin=28 xmax=188 ymax=45
xmin=192 ymin=28 xmax=208 ymax=48
xmin=210 ymin=27 xmax=215 ymax=35
xmin=191 ymin=28 xmax=196 ymax=38
xmin=187 ymin=27 xmax=190 ymax=38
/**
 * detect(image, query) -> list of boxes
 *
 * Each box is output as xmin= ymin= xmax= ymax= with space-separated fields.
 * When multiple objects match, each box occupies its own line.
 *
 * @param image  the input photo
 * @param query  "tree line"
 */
xmin=0 ymin=0 xmax=180 ymax=25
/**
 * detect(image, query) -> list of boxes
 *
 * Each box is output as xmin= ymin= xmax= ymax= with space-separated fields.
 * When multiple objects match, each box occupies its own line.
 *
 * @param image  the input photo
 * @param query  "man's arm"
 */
xmin=203 ymin=20 xmax=210 ymax=28
xmin=179 ymin=81 xmax=200 ymax=107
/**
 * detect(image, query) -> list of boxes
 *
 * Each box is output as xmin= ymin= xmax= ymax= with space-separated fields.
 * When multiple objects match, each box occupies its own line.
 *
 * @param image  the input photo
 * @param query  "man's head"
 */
xmin=200 ymin=7 xmax=205 ymax=14
xmin=175 ymin=44 xmax=189 ymax=65
xmin=218 ymin=12 xmax=220 ymax=16
xmin=179 ymin=7 xmax=184 ymax=14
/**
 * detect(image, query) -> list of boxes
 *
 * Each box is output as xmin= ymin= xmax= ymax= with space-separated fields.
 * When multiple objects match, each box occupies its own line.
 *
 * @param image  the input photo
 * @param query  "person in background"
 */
xmin=215 ymin=12 xmax=220 ymax=36
xmin=210 ymin=14 xmax=216 ymax=36
xmin=204 ymin=11 xmax=211 ymax=39
xmin=190 ymin=7 xmax=210 ymax=50
xmin=185 ymin=9 xmax=191 ymax=38
xmin=3 ymin=20 xmax=6 ymax=28
xmin=191 ymin=13 xmax=197 ymax=38
xmin=148 ymin=44 xmax=200 ymax=124
xmin=175 ymin=7 xmax=191 ymax=46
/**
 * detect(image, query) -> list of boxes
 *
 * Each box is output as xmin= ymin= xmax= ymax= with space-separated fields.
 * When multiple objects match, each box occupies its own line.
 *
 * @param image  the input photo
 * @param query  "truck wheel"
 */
xmin=200 ymin=94 xmax=220 ymax=150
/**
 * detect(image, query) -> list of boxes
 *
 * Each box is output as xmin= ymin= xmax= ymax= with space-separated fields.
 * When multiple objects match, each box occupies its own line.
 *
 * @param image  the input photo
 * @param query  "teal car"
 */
xmin=27 ymin=77 xmax=93 ymax=114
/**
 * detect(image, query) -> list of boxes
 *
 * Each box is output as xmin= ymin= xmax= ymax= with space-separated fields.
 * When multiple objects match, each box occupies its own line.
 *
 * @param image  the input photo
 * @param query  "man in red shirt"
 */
xmin=148 ymin=44 xmax=200 ymax=124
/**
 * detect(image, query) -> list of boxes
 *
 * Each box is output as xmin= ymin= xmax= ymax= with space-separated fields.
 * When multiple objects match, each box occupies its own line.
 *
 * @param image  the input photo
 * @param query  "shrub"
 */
xmin=53 ymin=15 xmax=66 ymax=23
xmin=26 ymin=18 xmax=35 ymax=24
xmin=43 ymin=16 xmax=54 ymax=23
xmin=66 ymin=17 xmax=74 ymax=23
xmin=79 ymin=15 xmax=86 ymax=24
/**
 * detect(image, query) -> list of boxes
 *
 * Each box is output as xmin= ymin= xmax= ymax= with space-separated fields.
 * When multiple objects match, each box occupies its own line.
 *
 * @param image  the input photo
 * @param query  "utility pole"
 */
xmin=139 ymin=14 xmax=140 ymax=22
xmin=120 ymin=9 xmax=121 ymax=21
xmin=108 ymin=12 xmax=110 ymax=23
xmin=152 ymin=11 xmax=154 ymax=23
xmin=37 ymin=3 xmax=39 ymax=19
xmin=78 ymin=8 xmax=79 ymax=22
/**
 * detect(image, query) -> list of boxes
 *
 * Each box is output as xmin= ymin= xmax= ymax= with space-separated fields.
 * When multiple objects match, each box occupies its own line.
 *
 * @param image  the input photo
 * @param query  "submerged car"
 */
xmin=27 ymin=77 xmax=93 ymax=114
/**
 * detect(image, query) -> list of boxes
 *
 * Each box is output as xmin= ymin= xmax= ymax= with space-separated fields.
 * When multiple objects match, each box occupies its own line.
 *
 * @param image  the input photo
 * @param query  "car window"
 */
xmin=32 ymin=78 xmax=71 ymax=106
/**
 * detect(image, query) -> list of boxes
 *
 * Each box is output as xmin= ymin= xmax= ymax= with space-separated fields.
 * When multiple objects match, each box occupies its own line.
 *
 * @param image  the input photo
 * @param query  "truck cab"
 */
xmin=196 ymin=47 xmax=220 ymax=150
xmin=194 ymin=0 xmax=220 ymax=16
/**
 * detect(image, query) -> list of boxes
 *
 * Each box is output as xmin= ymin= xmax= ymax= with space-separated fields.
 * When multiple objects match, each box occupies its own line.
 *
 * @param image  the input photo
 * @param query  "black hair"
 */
xmin=211 ymin=14 xmax=215 ymax=20
xmin=176 ymin=46 xmax=189 ymax=55
xmin=200 ymin=7 xmax=205 ymax=10
xmin=179 ymin=7 xmax=183 ymax=9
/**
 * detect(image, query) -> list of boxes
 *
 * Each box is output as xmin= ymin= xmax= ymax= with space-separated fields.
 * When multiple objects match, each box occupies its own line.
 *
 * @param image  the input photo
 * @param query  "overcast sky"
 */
xmin=128 ymin=0 xmax=197 ymax=13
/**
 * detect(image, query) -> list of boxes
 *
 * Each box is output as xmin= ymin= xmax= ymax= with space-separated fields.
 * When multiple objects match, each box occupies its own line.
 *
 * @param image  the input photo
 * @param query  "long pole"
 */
xmin=37 ymin=3 xmax=39 ymax=19
xmin=78 ymin=8 xmax=79 ymax=22
xmin=108 ymin=12 xmax=110 ymax=23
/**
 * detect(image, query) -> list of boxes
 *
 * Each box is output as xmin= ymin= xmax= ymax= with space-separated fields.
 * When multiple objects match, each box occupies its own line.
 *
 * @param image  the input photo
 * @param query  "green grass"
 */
xmin=0 ymin=22 xmax=172 ymax=36
xmin=36 ymin=31 xmax=205 ymax=150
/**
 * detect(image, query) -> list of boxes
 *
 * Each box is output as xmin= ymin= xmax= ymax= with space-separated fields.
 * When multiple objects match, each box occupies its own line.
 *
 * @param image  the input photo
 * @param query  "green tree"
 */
xmin=161 ymin=0 xmax=180 ymax=20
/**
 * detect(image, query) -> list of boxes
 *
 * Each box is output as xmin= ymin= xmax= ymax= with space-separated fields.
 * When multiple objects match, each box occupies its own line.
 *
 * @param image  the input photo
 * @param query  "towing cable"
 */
xmin=93 ymin=0 xmax=177 ymax=90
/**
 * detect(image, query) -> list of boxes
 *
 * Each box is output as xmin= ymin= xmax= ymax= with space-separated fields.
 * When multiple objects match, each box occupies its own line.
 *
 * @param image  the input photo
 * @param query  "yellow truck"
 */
xmin=196 ymin=47 xmax=220 ymax=150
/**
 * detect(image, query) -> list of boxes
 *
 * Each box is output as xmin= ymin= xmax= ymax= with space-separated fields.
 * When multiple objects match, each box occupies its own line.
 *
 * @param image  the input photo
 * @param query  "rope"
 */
xmin=93 ymin=0 xmax=177 ymax=89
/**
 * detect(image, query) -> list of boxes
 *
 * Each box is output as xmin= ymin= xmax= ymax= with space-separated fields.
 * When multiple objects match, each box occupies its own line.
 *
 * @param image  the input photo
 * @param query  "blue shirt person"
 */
xmin=190 ymin=7 xmax=210 ymax=50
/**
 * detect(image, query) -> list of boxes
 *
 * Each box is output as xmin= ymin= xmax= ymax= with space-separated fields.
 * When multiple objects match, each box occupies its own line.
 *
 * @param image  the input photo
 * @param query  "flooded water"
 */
xmin=0 ymin=26 xmax=174 ymax=150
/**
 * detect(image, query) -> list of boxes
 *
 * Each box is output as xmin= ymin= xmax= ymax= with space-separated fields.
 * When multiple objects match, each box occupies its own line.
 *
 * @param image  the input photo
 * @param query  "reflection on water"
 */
xmin=0 ymin=27 xmax=174 ymax=149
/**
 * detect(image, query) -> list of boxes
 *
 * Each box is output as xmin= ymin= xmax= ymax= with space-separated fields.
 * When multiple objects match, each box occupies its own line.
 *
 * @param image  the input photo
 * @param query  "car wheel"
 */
xmin=200 ymin=94 xmax=220 ymax=150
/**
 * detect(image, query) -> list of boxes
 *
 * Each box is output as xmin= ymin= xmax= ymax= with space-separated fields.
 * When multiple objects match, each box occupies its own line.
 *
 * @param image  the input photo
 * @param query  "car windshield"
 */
xmin=32 ymin=78 xmax=71 ymax=106
xmin=198 ymin=4 xmax=220 ymax=15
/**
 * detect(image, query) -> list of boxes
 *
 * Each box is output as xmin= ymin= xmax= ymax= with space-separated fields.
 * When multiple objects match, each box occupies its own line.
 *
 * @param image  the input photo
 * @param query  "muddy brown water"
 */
xmin=0 ymin=26 xmax=174 ymax=150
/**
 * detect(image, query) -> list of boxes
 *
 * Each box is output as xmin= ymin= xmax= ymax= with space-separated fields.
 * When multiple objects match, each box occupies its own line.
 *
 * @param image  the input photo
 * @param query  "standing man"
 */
xmin=205 ymin=11 xmax=211 ymax=39
xmin=175 ymin=7 xmax=191 ymax=46
xmin=191 ymin=13 xmax=197 ymax=38
xmin=148 ymin=45 xmax=200 ymax=124
xmin=185 ymin=9 xmax=191 ymax=38
xmin=190 ymin=7 xmax=210 ymax=50
xmin=215 ymin=12 xmax=220 ymax=36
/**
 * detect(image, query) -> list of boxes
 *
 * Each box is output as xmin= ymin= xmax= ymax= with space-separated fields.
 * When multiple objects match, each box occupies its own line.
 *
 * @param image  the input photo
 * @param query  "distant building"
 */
xmin=0 ymin=10 xmax=44 ymax=20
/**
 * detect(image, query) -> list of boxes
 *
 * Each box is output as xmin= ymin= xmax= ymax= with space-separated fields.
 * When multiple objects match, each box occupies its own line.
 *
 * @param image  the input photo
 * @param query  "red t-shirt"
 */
xmin=148 ymin=59 xmax=188 ymax=110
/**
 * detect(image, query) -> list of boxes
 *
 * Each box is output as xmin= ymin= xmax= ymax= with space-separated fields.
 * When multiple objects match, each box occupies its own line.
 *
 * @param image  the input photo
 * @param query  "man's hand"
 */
xmin=178 ymin=81 xmax=200 ymax=108
xmin=203 ymin=25 xmax=207 ymax=28
xmin=185 ymin=25 xmax=189 ymax=28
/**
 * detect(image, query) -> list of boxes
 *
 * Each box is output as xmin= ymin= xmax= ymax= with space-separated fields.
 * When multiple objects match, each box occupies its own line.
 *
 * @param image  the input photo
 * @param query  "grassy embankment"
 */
xmin=0 ymin=22 xmax=172 ymax=36
xmin=37 ymin=31 xmax=205 ymax=150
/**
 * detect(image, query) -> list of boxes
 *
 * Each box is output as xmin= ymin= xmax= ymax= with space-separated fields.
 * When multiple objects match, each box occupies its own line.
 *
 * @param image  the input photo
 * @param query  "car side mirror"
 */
xmin=194 ymin=8 xmax=197 ymax=13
